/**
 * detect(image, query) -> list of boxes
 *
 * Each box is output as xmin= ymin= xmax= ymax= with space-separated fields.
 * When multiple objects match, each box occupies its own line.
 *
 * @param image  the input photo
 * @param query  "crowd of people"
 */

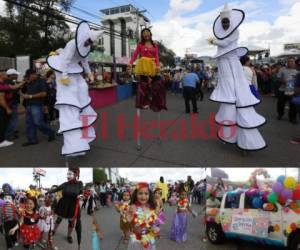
xmin=92 ymin=176 xmax=206 ymax=249
xmin=0 ymin=167 xmax=93 ymax=250
xmin=0 ymin=68 xmax=57 ymax=148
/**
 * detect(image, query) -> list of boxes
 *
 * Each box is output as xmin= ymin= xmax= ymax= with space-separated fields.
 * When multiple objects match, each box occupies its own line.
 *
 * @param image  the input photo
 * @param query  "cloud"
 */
xmin=166 ymin=0 xmax=202 ymax=17
xmin=0 ymin=168 xmax=93 ymax=189
xmin=119 ymin=168 xmax=206 ymax=183
xmin=152 ymin=1 xmax=300 ymax=57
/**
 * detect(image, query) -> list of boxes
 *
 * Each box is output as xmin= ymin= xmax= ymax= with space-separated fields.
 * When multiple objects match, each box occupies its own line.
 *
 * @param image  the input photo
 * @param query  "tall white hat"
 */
xmin=89 ymin=30 xmax=105 ymax=42
xmin=213 ymin=4 xmax=245 ymax=40
xmin=220 ymin=3 xmax=232 ymax=19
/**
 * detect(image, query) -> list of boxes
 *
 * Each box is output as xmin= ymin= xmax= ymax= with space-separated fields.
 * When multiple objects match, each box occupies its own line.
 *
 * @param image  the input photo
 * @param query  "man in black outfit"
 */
xmin=182 ymin=67 xmax=200 ymax=114
xmin=21 ymin=69 xmax=55 ymax=146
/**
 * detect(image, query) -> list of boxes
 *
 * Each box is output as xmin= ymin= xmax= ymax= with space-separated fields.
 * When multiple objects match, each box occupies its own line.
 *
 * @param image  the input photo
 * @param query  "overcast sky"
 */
xmin=207 ymin=168 xmax=299 ymax=182
xmin=0 ymin=168 xmax=93 ymax=189
xmin=118 ymin=168 xmax=206 ymax=182
xmin=1 ymin=0 xmax=299 ymax=57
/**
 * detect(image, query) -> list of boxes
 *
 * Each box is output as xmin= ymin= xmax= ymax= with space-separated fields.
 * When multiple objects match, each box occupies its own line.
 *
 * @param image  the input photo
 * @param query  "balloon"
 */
xmin=297 ymin=200 xmax=300 ymax=208
xmin=268 ymin=192 xmax=278 ymax=204
xmin=290 ymin=201 xmax=298 ymax=209
xmin=246 ymin=188 xmax=259 ymax=197
xmin=252 ymin=197 xmax=263 ymax=209
xmin=263 ymin=203 xmax=275 ymax=211
xmin=278 ymin=195 xmax=286 ymax=205
xmin=243 ymin=184 xmax=250 ymax=189
xmin=274 ymin=224 xmax=280 ymax=232
xmin=272 ymin=182 xmax=284 ymax=193
xmin=277 ymin=175 xmax=286 ymax=185
xmin=293 ymin=190 xmax=300 ymax=200
xmin=291 ymin=223 xmax=297 ymax=231
xmin=205 ymin=191 xmax=211 ymax=199
xmin=281 ymin=188 xmax=293 ymax=200
xmin=284 ymin=177 xmax=297 ymax=190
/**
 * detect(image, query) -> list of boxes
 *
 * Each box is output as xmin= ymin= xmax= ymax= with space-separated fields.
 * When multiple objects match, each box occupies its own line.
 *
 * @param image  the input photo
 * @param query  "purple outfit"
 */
xmin=170 ymin=212 xmax=188 ymax=243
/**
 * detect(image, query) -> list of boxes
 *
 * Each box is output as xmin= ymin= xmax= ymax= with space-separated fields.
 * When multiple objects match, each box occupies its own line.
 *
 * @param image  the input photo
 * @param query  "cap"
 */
xmin=6 ymin=69 xmax=20 ymax=75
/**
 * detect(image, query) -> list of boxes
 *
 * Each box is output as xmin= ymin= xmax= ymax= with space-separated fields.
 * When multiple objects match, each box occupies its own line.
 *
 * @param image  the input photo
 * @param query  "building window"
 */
xmin=120 ymin=19 xmax=126 ymax=57
xmin=109 ymin=21 xmax=115 ymax=56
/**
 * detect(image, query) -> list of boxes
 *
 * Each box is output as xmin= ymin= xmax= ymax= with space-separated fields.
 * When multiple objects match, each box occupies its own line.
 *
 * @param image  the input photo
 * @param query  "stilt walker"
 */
xmin=208 ymin=4 xmax=266 ymax=151
xmin=127 ymin=28 xmax=167 ymax=150
xmin=47 ymin=21 xmax=104 ymax=162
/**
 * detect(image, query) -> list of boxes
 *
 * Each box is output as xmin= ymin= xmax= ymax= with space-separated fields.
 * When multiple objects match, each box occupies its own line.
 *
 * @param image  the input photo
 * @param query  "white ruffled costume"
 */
xmin=47 ymin=22 xmax=103 ymax=156
xmin=210 ymin=4 xmax=266 ymax=151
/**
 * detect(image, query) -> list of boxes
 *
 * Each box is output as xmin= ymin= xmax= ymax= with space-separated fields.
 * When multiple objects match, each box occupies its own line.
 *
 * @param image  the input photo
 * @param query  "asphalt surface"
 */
xmin=0 ymin=207 xmax=93 ymax=250
xmin=95 ymin=202 xmax=205 ymax=250
xmin=0 ymin=93 xmax=299 ymax=167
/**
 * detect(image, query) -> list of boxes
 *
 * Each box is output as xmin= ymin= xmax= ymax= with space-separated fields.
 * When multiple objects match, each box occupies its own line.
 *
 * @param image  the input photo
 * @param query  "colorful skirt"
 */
xmin=136 ymin=76 xmax=167 ymax=112
xmin=134 ymin=57 xmax=157 ymax=77
xmin=127 ymin=236 xmax=156 ymax=250
xmin=156 ymin=210 xmax=165 ymax=225
xmin=20 ymin=224 xmax=41 ymax=245
xmin=170 ymin=212 xmax=187 ymax=243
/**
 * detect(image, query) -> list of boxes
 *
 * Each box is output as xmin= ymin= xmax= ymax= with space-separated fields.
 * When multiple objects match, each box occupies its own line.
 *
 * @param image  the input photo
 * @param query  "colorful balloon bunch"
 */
xmin=268 ymin=175 xmax=299 ymax=207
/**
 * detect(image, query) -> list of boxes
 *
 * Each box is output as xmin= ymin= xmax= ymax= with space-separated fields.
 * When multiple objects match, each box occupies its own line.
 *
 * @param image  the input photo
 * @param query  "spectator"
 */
xmin=0 ymin=72 xmax=24 ymax=148
xmin=214 ymin=178 xmax=226 ymax=202
xmin=21 ymin=69 xmax=55 ymax=146
xmin=277 ymin=57 xmax=298 ymax=124
xmin=194 ymin=64 xmax=205 ymax=101
xmin=4 ymin=69 xmax=21 ymax=141
xmin=182 ymin=67 xmax=200 ymax=113
xmin=45 ymin=70 xmax=58 ymax=124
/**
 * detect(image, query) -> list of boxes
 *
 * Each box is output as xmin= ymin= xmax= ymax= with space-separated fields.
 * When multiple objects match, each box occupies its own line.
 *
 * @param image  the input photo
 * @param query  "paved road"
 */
xmin=95 ymin=202 xmax=205 ymax=250
xmin=1 ymin=93 xmax=299 ymax=166
xmin=0 ymin=208 xmax=92 ymax=250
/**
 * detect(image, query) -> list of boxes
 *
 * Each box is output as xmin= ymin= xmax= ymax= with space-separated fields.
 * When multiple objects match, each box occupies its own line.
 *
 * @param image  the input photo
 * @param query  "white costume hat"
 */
xmin=89 ymin=30 xmax=104 ymax=42
xmin=76 ymin=21 xmax=92 ymax=58
xmin=213 ymin=3 xmax=245 ymax=40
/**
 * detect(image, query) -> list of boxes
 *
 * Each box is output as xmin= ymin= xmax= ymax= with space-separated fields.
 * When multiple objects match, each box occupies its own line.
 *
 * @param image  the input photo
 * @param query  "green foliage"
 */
xmin=156 ymin=40 xmax=176 ymax=68
xmin=0 ymin=0 xmax=75 ymax=58
xmin=93 ymin=168 xmax=107 ymax=185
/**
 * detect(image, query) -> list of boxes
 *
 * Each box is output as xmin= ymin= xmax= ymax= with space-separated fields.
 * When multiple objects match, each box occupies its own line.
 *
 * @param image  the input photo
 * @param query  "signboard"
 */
xmin=284 ymin=43 xmax=300 ymax=50
xmin=230 ymin=214 xmax=269 ymax=237
xmin=16 ymin=55 xmax=30 ymax=81
xmin=230 ymin=215 xmax=253 ymax=235
xmin=33 ymin=168 xmax=46 ymax=177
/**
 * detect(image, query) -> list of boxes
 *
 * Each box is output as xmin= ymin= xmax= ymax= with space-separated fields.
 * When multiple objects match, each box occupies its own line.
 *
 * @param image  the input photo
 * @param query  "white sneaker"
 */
xmin=0 ymin=140 xmax=14 ymax=148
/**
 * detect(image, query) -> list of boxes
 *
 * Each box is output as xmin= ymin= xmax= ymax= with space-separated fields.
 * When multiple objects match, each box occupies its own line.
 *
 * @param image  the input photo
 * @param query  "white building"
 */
xmin=99 ymin=168 xmax=120 ymax=183
xmin=99 ymin=4 xmax=150 ymax=60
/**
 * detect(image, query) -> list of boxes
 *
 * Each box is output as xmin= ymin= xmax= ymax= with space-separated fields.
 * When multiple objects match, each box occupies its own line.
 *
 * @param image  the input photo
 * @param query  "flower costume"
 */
xmin=128 ymin=206 xmax=158 ymax=250
xmin=209 ymin=4 xmax=266 ymax=151
xmin=117 ymin=201 xmax=131 ymax=233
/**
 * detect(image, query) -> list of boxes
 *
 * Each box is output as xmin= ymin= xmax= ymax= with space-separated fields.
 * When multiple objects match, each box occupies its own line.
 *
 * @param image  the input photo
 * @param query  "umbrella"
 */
xmin=75 ymin=210 xmax=82 ymax=250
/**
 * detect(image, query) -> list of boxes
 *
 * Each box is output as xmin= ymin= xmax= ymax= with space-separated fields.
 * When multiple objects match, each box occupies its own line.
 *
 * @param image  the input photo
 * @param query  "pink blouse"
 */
xmin=129 ymin=43 xmax=160 ymax=66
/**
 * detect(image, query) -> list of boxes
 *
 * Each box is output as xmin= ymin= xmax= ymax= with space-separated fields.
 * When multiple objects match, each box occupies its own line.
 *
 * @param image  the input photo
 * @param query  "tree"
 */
xmin=156 ymin=41 xmax=176 ymax=68
xmin=0 ymin=0 xmax=75 ymax=58
xmin=93 ymin=168 xmax=107 ymax=185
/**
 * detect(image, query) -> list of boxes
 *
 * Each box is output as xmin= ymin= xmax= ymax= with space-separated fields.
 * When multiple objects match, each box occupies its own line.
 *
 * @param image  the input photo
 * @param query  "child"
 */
xmin=92 ymin=214 xmax=104 ymax=250
xmin=38 ymin=195 xmax=58 ymax=250
xmin=126 ymin=183 xmax=159 ymax=250
xmin=168 ymin=191 xmax=178 ymax=206
xmin=0 ymin=192 xmax=19 ymax=250
xmin=114 ymin=190 xmax=131 ymax=244
xmin=9 ymin=196 xmax=41 ymax=250
xmin=170 ymin=189 xmax=194 ymax=243
xmin=154 ymin=188 xmax=165 ymax=227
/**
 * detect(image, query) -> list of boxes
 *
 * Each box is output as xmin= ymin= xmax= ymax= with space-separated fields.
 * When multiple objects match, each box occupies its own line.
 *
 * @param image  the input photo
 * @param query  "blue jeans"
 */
xmin=5 ymin=103 xmax=18 ymax=141
xmin=25 ymin=105 xmax=54 ymax=143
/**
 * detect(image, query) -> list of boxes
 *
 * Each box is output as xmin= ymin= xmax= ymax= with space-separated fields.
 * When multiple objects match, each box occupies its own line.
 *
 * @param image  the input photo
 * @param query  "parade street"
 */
xmin=96 ymin=202 xmax=204 ymax=250
xmin=0 ymin=208 xmax=92 ymax=250
xmin=1 ymin=94 xmax=299 ymax=167
xmin=206 ymin=240 xmax=286 ymax=250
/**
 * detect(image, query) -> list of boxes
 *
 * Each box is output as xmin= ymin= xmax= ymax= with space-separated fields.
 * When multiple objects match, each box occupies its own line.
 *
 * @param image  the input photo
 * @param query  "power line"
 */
xmin=2 ymin=0 xmax=130 ymax=39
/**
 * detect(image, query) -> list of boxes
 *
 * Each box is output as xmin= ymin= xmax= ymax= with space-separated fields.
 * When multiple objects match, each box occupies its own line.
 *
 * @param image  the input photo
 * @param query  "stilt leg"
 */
xmin=136 ymin=108 xmax=141 ymax=151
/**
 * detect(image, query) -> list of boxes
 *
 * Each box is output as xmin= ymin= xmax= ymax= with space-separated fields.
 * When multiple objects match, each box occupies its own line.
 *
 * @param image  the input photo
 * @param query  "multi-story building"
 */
xmin=99 ymin=4 xmax=150 ymax=60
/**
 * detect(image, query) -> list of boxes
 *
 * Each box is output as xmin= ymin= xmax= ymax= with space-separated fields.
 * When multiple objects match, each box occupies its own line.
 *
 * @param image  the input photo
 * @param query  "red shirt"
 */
xmin=129 ymin=43 xmax=160 ymax=66
xmin=0 ymin=82 xmax=13 ymax=108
